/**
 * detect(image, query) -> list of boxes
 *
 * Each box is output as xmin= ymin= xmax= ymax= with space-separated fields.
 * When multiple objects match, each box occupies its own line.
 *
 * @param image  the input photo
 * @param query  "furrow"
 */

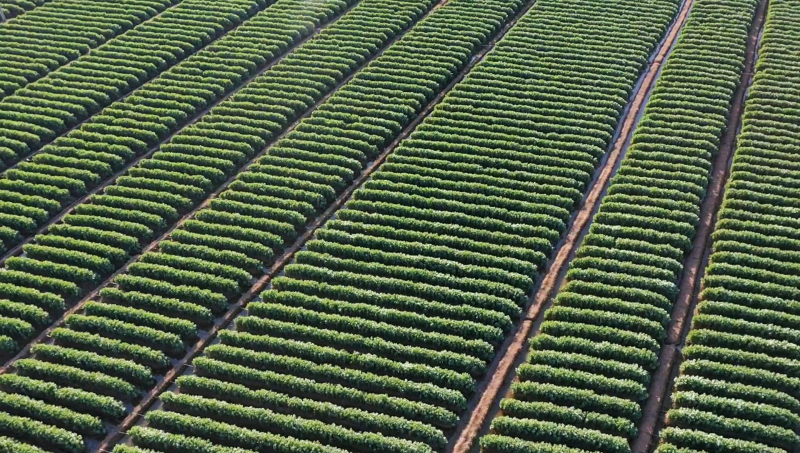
xmin=480 ymin=0 xmax=763 ymax=453
xmin=110 ymin=1 xmax=685 ymax=453
xmin=104 ymin=0 xmax=538 ymax=451
xmin=0 ymin=0 xmax=453 ymax=450
xmin=451 ymin=0 xmax=696 ymax=449
xmin=654 ymin=0 xmax=800 ymax=452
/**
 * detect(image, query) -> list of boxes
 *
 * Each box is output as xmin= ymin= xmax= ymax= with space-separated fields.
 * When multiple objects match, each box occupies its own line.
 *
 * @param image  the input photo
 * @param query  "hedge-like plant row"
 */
xmin=108 ymin=1 xmax=533 ymax=452
xmin=0 ymin=0 xmax=359 ymax=358
xmin=117 ymin=0 xmax=682 ymax=452
xmin=0 ymin=0 xmax=267 ymax=159
xmin=0 ymin=0 xmax=50 ymax=19
xmin=656 ymin=1 xmax=800 ymax=452
xmin=0 ymin=0 xmax=174 ymax=97
xmin=0 ymin=0 xmax=277 ymax=251
xmin=0 ymin=0 xmax=449 ymax=450
xmin=0 ymin=0 xmax=242 ymax=133
xmin=482 ymin=1 xmax=760 ymax=452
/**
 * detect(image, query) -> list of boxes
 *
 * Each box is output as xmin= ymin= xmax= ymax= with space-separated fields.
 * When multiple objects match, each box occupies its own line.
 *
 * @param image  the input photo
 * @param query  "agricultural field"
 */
xmin=0 ymin=0 xmax=794 ymax=452
xmin=657 ymin=0 xmax=800 ymax=452
xmin=482 ymin=0 xmax=760 ymax=451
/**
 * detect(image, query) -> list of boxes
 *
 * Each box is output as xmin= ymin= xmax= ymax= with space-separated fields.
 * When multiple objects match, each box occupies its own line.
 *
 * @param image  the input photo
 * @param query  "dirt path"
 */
xmin=629 ymin=1 xmax=769 ymax=450
xmin=95 ymin=0 xmax=544 ymax=450
xmin=448 ymin=1 xmax=696 ymax=450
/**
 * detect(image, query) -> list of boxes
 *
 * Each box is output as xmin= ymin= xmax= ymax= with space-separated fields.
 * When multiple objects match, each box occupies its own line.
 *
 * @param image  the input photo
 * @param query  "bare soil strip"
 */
xmin=93 ymin=0 xmax=550 ymax=450
xmin=100 ymin=1 xmax=547 ymax=450
xmin=448 ymin=1 xmax=697 ymax=451
xmin=630 ymin=1 xmax=769 ymax=451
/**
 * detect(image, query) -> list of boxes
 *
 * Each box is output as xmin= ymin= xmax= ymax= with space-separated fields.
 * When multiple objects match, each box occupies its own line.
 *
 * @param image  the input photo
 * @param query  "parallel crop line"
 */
xmin=0 ymin=0 xmax=363 ymax=372
xmin=102 ymin=1 xmax=535 ymax=449
xmin=450 ymin=0 xmax=694 ymax=450
xmin=0 ymin=0 xmax=182 ymax=99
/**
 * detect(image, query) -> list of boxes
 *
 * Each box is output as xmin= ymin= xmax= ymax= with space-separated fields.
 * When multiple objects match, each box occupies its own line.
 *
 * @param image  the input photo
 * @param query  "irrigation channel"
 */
xmin=0 ymin=0 xmax=525 ymax=449
xmin=448 ymin=0 xmax=696 ymax=448
xmin=1 ymin=0 xmax=763 ymax=451
xmin=104 ymin=0 xmax=693 ymax=452
xmin=102 ymin=0 xmax=561 ymax=450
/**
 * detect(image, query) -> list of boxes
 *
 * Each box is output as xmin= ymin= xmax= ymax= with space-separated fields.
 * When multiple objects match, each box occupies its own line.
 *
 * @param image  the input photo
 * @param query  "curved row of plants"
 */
xmin=118 ymin=0 xmax=682 ymax=452
xmin=480 ymin=0 xmax=759 ymax=452
xmin=0 ymin=0 xmax=446 ymax=451
xmin=0 ymin=0 xmax=361 ymax=355
xmin=657 ymin=1 xmax=800 ymax=452
xmin=0 ymin=0 xmax=178 ymax=99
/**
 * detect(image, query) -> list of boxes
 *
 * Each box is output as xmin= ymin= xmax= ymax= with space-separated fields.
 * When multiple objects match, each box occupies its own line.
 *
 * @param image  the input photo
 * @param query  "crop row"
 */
xmin=0 ymin=0 xmax=272 ymax=194
xmin=656 ymin=1 xmax=800 ymax=452
xmin=481 ymin=1 xmax=759 ymax=452
xmin=0 ymin=0 xmax=365 ymax=355
xmin=0 ymin=0 xmax=277 ymax=252
xmin=98 ymin=0 xmax=531 ymax=452
xmin=0 ymin=0 xmax=450 ymax=450
xmin=114 ymin=0 xmax=686 ymax=452
xmin=0 ymin=0 xmax=177 ymax=99
xmin=0 ymin=0 xmax=50 ymax=19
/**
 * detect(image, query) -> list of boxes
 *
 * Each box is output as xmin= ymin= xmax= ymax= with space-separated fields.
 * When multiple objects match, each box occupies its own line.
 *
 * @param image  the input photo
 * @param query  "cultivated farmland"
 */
xmin=658 ymin=0 xmax=800 ymax=452
xmin=0 ymin=0 xmax=794 ymax=452
xmin=482 ymin=0 xmax=760 ymax=451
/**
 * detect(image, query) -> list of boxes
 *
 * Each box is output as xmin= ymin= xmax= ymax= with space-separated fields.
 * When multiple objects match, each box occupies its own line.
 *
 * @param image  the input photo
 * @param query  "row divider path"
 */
xmin=445 ymin=4 xmax=696 ymax=448
xmin=629 ymin=0 xmax=769 ymax=450
xmin=0 ymin=0 xmax=296 ymax=267
xmin=97 ymin=0 xmax=551 ymax=449
xmin=448 ymin=0 xmax=696 ymax=451
xmin=0 ymin=0 xmax=366 ymax=373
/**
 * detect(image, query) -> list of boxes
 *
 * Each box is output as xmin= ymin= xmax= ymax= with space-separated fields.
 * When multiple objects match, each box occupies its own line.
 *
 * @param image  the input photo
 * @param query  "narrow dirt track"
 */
xmin=97 ymin=1 xmax=553 ymax=450
xmin=87 ymin=0 xmax=580 ymax=450
xmin=0 ymin=0 xmax=268 ymax=261
xmin=629 ymin=1 xmax=768 ymax=450
xmin=448 ymin=1 xmax=696 ymax=451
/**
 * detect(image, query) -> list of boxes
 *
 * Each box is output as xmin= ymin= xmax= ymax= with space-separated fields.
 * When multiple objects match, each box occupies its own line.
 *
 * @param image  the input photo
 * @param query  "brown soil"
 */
xmin=450 ymin=1 xmax=696 ymax=451
xmin=630 ymin=0 xmax=768 ymax=451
